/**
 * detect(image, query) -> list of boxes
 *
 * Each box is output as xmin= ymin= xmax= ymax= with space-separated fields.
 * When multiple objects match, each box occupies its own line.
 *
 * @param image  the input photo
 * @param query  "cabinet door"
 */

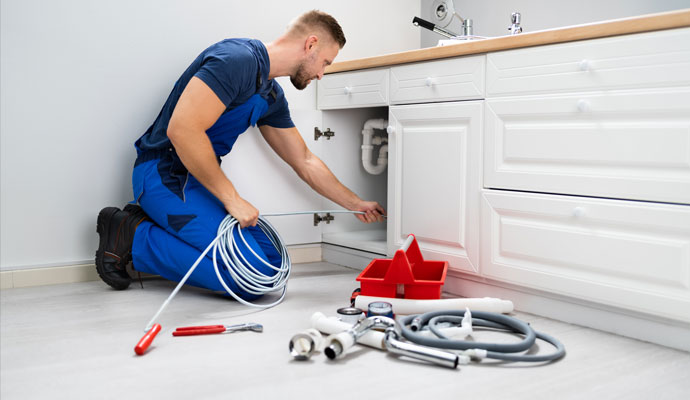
xmin=481 ymin=190 xmax=690 ymax=322
xmin=388 ymin=101 xmax=482 ymax=274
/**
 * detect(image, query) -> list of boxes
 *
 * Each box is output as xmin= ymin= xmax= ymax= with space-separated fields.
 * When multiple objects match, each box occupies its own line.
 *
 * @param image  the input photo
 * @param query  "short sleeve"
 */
xmin=257 ymin=83 xmax=295 ymax=129
xmin=194 ymin=45 xmax=255 ymax=107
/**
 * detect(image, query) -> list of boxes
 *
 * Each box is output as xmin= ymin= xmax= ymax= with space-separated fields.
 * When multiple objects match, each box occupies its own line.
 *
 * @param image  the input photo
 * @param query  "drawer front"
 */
xmin=486 ymin=27 xmax=690 ymax=97
xmin=484 ymin=87 xmax=690 ymax=204
xmin=390 ymin=55 xmax=485 ymax=104
xmin=317 ymin=69 xmax=389 ymax=109
xmin=481 ymin=190 xmax=690 ymax=322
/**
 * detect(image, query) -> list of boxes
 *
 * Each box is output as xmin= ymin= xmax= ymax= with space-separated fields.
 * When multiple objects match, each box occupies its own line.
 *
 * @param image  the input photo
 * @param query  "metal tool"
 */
xmin=172 ymin=322 xmax=263 ymax=336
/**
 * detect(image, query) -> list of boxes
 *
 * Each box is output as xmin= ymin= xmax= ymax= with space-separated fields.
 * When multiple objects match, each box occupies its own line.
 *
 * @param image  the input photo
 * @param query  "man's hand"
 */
xmin=354 ymin=200 xmax=386 ymax=224
xmin=223 ymin=196 xmax=260 ymax=228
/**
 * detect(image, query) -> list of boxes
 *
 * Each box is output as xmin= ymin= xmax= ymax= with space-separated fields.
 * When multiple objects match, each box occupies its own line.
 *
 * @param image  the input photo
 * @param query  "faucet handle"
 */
xmin=508 ymin=12 xmax=523 ymax=34
xmin=511 ymin=12 xmax=521 ymax=24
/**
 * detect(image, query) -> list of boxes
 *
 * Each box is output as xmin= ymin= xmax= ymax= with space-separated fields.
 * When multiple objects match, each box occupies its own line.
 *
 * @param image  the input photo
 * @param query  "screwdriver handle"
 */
xmin=175 ymin=325 xmax=225 ymax=331
xmin=134 ymin=323 xmax=161 ymax=355
xmin=172 ymin=327 xmax=226 ymax=336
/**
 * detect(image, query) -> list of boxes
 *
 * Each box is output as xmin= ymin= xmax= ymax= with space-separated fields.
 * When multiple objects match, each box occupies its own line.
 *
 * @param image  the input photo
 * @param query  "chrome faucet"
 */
xmin=508 ymin=12 xmax=522 ymax=35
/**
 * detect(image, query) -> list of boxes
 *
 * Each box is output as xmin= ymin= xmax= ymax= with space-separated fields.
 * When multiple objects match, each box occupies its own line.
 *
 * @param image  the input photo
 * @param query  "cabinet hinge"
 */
xmin=314 ymin=127 xmax=335 ymax=141
xmin=313 ymin=212 xmax=335 ymax=226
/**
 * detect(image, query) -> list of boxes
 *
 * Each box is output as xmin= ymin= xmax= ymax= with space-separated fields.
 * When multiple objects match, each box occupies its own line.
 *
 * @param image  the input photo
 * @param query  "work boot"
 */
xmin=95 ymin=205 xmax=150 ymax=290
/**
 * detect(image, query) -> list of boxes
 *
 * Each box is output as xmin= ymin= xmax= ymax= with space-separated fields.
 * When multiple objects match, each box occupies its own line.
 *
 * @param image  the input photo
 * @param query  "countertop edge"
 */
xmin=325 ymin=8 xmax=690 ymax=74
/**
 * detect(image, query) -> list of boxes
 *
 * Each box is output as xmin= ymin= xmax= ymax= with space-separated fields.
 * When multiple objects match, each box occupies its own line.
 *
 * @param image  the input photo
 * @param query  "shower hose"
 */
xmin=145 ymin=210 xmax=367 ymax=330
xmin=399 ymin=310 xmax=566 ymax=362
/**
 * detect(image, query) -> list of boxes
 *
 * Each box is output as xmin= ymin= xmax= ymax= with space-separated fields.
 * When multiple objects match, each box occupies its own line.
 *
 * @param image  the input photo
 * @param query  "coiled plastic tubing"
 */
xmin=145 ymin=210 xmax=366 ymax=330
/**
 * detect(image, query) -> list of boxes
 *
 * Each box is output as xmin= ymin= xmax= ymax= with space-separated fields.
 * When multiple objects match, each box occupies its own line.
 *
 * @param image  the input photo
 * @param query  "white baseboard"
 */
xmin=444 ymin=272 xmax=690 ymax=353
xmin=321 ymin=243 xmax=380 ymax=271
xmin=0 ymin=244 xmax=322 ymax=290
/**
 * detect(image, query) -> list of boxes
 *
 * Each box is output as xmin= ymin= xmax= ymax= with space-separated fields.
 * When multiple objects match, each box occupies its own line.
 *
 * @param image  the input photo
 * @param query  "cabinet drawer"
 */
xmin=484 ymin=87 xmax=690 ymax=204
xmin=317 ymin=69 xmax=389 ymax=109
xmin=390 ymin=55 xmax=485 ymax=104
xmin=481 ymin=190 xmax=690 ymax=322
xmin=486 ymin=27 xmax=690 ymax=97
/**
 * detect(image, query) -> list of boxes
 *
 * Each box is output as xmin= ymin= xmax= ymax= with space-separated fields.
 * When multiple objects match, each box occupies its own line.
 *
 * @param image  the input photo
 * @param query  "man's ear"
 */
xmin=305 ymin=35 xmax=319 ymax=52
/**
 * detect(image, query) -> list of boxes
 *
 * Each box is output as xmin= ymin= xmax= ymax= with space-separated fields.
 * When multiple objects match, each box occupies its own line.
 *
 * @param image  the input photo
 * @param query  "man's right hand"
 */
xmin=224 ymin=196 xmax=260 ymax=228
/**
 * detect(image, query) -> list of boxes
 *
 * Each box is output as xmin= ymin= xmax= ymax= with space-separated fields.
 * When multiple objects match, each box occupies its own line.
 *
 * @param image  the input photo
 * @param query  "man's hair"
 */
xmin=288 ymin=10 xmax=346 ymax=49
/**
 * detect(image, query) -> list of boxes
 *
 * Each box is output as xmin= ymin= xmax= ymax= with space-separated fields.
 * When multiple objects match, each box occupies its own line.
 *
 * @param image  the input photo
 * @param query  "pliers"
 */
xmin=172 ymin=322 xmax=263 ymax=336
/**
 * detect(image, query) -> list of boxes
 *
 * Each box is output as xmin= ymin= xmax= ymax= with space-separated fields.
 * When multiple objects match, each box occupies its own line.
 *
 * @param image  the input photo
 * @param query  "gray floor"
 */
xmin=1 ymin=262 xmax=689 ymax=400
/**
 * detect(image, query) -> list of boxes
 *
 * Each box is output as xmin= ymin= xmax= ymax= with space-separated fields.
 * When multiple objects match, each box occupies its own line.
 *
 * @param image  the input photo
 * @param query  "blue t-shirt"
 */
xmin=136 ymin=38 xmax=294 ymax=153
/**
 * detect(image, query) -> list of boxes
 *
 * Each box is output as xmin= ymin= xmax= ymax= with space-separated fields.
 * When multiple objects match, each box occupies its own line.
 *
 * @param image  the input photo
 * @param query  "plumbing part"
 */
xmin=312 ymin=312 xmax=471 ymax=351
xmin=462 ymin=18 xmax=473 ymax=36
xmin=415 ymin=308 xmax=473 ymax=339
xmin=431 ymin=0 xmax=456 ymax=28
xmin=312 ymin=312 xmax=386 ymax=350
xmin=400 ymin=310 xmax=566 ymax=363
xmin=366 ymin=301 xmax=394 ymax=318
xmin=324 ymin=315 xmax=459 ymax=369
xmin=413 ymin=16 xmax=459 ymax=39
xmin=136 ymin=210 xmax=373 ymax=355
xmin=384 ymin=328 xmax=459 ymax=369
xmin=144 ymin=209 xmax=369 ymax=331
xmin=323 ymin=316 xmax=397 ymax=359
xmin=134 ymin=323 xmax=161 ymax=356
xmin=354 ymin=295 xmax=514 ymax=315
xmin=508 ymin=12 xmax=523 ymax=35
xmin=172 ymin=322 xmax=263 ymax=336
xmin=361 ymin=118 xmax=388 ymax=175
xmin=289 ymin=328 xmax=324 ymax=360
xmin=336 ymin=307 xmax=364 ymax=324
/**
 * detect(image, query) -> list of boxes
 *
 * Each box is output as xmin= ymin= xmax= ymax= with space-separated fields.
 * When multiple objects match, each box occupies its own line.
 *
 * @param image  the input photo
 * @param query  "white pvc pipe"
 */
xmin=354 ymin=295 xmax=514 ymax=315
xmin=361 ymin=118 xmax=388 ymax=175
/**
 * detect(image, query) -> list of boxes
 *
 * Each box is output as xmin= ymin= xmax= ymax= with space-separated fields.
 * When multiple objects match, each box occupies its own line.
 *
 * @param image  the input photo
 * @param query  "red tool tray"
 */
xmin=356 ymin=234 xmax=447 ymax=299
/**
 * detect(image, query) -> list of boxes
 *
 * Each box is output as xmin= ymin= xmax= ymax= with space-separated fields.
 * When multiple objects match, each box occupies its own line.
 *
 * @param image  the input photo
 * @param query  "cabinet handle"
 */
xmin=572 ymin=207 xmax=586 ymax=218
xmin=577 ymin=99 xmax=591 ymax=112
xmin=578 ymin=59 xmax=591 ymax=71
xmin=386 ymin=125 xmax=395 ymax=135
xmin=425 ymin=77 xmax=434 ymax=87
xmin=343 ymin=86 xmax=353 ymax=95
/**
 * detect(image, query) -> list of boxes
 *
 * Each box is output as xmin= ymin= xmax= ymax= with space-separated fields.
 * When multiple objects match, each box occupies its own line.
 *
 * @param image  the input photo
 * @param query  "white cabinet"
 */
xmin=484 ymin=88 xmax=690 ymax=204
xmin=481 ymin=190 xmax=690 ymax=322
xmin=390 ymin=56 xmax=485 ymax=104
xmin=304 ymin=27 xmax=690 ymax=349
xmin=388 ymin=102 xmax=482 ymax=274
xmin=317 ymin=68 xmax=389 ymax=109
xmin=486 ymin=27 xmax=690 ymax=97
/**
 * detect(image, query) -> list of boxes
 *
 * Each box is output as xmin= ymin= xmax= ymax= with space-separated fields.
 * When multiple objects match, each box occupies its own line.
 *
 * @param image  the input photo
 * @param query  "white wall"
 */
xmin=420 ymin=0 xmax=690 ymax=47
xmin=0 ymin=0 xmax=420 ymax=270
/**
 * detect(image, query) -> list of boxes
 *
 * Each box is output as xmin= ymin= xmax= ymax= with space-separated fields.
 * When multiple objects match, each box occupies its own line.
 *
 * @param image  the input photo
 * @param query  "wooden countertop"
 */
xmin=326 ymin=8 xmax=690 ymax=74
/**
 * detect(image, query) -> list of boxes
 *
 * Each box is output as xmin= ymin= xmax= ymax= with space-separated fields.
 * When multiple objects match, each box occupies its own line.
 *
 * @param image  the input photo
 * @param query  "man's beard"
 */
xmin=290 ymin=62 xmax=311 ymax=90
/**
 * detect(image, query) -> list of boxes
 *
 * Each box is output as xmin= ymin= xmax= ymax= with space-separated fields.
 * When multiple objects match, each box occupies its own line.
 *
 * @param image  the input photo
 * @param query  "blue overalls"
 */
xmin=130 ymin=93 xmax=281 ymax=300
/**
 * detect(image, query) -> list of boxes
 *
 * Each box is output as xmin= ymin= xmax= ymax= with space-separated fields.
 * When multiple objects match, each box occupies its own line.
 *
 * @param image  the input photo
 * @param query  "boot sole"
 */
xmin=95 ymin=207 xmax=131 ymax=290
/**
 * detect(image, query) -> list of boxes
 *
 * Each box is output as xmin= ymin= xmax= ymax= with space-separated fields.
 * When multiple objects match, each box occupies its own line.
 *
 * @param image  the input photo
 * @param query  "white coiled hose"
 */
xmin=144 ymin=210 xmax=365 ymax=331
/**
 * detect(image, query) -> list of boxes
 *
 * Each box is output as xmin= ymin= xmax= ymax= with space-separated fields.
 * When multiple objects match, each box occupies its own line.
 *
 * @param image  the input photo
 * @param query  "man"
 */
xmin=95 ymin=10 xmax=385 ymax=296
